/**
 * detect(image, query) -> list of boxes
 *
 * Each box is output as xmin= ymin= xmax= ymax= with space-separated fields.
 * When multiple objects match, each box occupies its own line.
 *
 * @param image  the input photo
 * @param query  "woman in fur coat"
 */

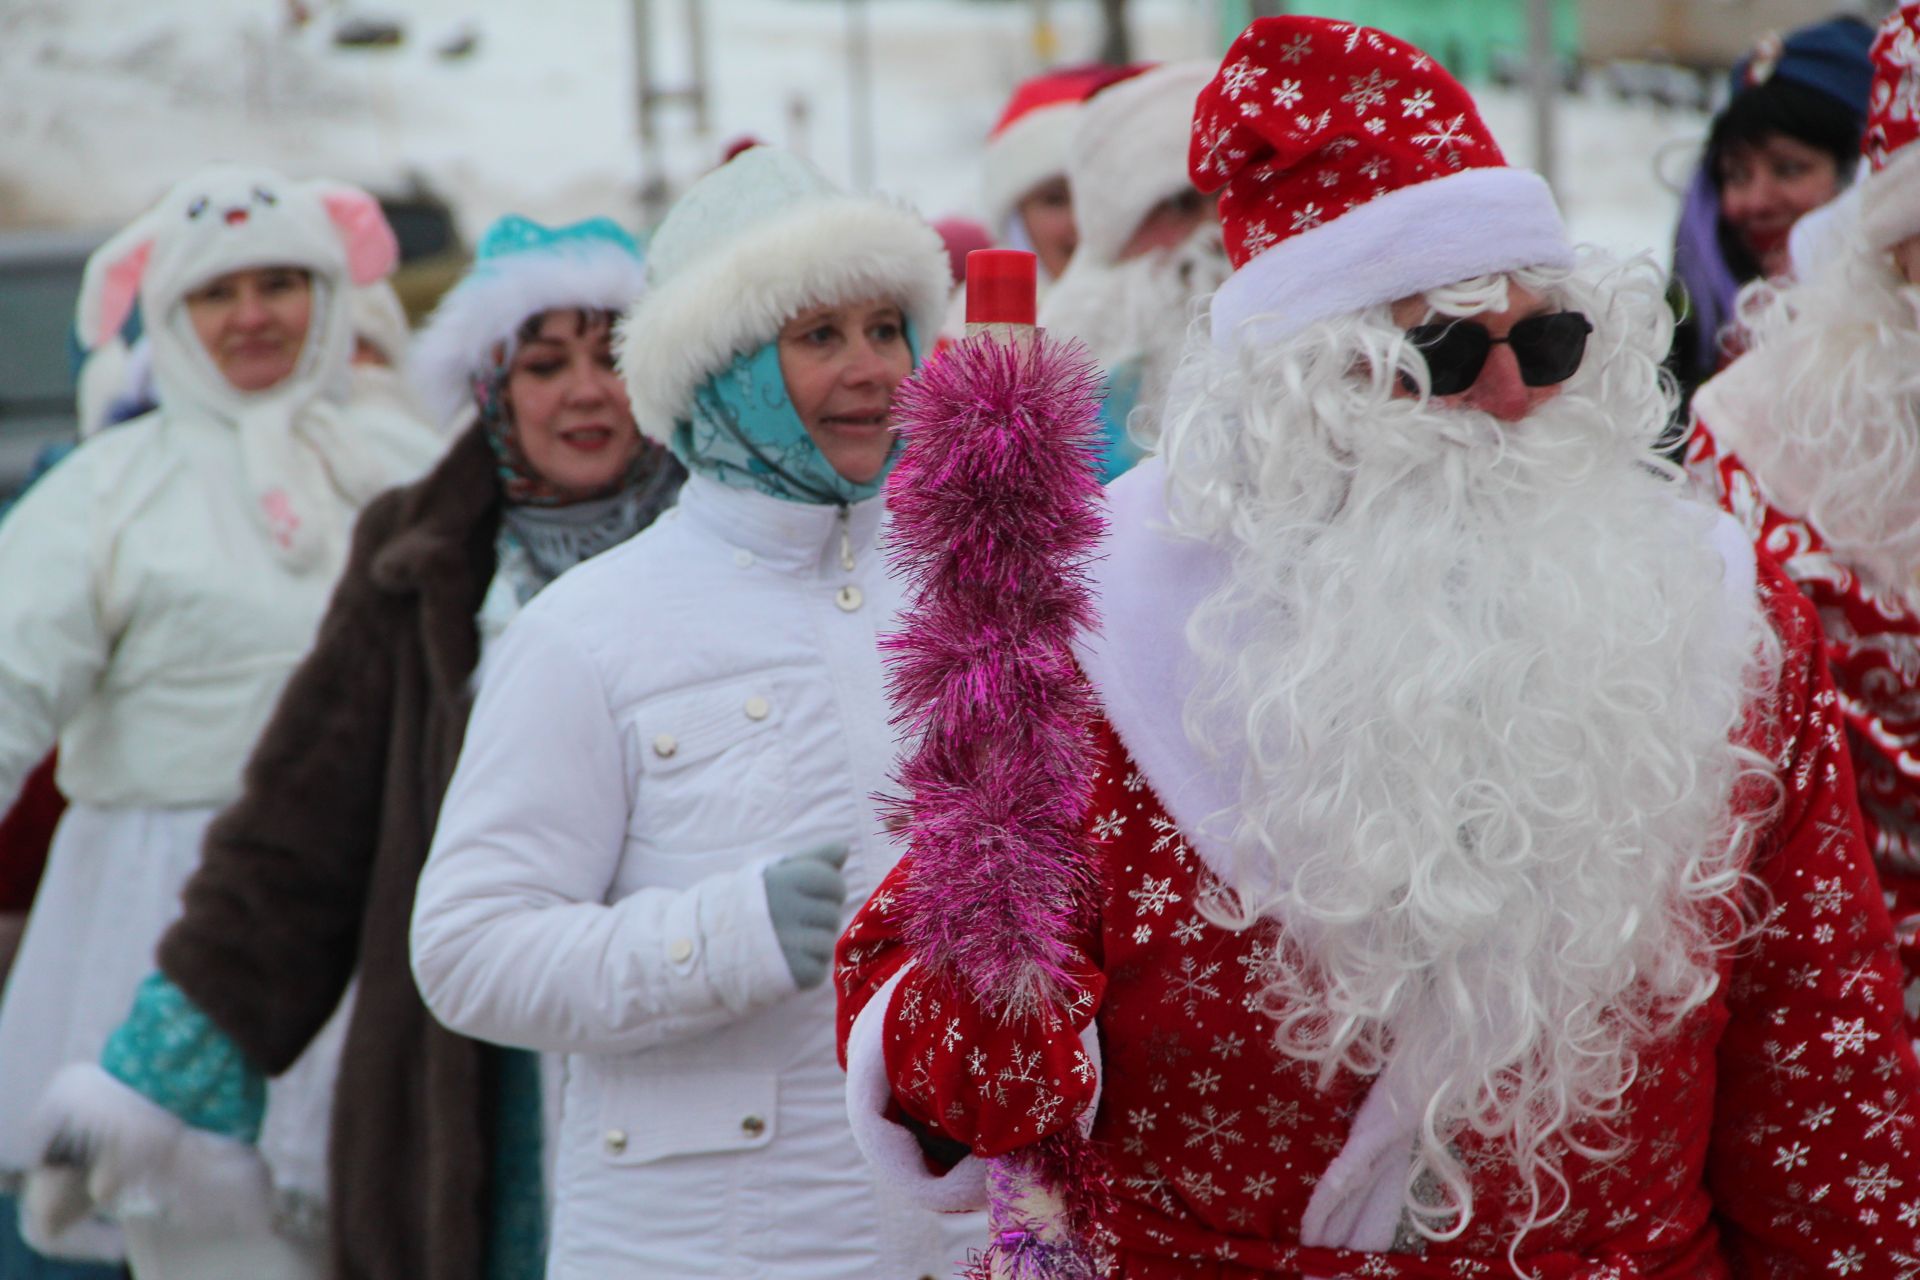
xmin=0 ymin=164 xmax=443 ymax=1277
xmin=24 ymin=215 xmax=679 ymax=1280
xmin=409 ymin=145 xmax=983 ymax=1278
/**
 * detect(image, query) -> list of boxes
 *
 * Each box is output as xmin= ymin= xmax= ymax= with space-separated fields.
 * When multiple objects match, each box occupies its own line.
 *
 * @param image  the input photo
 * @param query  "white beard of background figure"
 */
xmin=1041 ymin=219 xmax=1232 ymax=477
xmin=1155 ymin=252 xmax=1778 ymax=1237
xmin=1706 ymin=232 xmax=1920 ymax=605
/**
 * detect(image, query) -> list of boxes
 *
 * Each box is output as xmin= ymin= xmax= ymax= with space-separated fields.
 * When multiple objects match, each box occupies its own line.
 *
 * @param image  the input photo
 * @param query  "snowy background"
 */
xmin=0 ymin=0 xmax=1711 ymax=266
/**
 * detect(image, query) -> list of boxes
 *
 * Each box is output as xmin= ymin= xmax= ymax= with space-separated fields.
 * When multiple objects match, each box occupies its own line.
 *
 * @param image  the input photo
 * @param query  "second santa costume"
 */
xmin=840 ymin=18 xmax=1920 ymax=1278
xmin=1690 ymin=0 xmax=1920 ymax=1020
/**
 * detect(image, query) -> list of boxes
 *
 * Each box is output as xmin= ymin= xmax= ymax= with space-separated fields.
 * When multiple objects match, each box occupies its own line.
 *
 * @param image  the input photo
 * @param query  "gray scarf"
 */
xmin=496 ymin=453 xmax=685 ymax=603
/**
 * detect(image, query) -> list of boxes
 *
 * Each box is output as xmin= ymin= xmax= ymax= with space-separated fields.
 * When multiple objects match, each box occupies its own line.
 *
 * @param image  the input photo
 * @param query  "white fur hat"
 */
xmin=617 ymin=146 xmax=949 ymax=440
xmin=1068 ymin=61 xmax=1216 ymax=268
xmin=408 ymin=215 xmax=647 ymax=429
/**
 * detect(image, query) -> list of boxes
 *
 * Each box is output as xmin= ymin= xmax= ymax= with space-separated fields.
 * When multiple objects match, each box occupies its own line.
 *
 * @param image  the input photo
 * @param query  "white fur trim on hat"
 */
xmin=618 ymin=150 xmax=949 ymax=440
xmin=1070 ymin=61 xmax=1215 ymax=267
xmin=1861 ymin=144 xmax=1920 ymax=252
xmin=1209 ymin=167 xmax=1573 ymax=350
xmin=407 ymin=241 xmax=647 ymax=430
xmin=982 ymin=101 xmax=1080 ymax=239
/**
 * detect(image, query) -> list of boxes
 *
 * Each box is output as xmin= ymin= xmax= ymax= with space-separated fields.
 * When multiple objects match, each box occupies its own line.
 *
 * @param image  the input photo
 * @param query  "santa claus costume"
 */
xmin=1688 ymin=0 xmax=1920 ymax=1024
xmin=839 ymin=17 xmax=1920 ymax=1279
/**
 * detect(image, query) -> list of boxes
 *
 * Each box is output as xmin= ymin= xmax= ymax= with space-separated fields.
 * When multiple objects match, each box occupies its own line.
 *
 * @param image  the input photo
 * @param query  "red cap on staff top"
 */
xmin=965 ymin=249 xmax=1037 ymax=326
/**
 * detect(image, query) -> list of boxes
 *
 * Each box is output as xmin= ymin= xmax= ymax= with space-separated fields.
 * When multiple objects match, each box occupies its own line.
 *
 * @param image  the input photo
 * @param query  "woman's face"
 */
xmin=1718 ymin=133 xmax=1843 ymax=277
xmin=502 ymin=310 xmax=641 ymax=499
xmin=776 ymin=297 xmax=914 ymax=486
xmin=184 ymin=266 xmax=313 ymax=392
xmin=1017 ymin=175 xmax=1078 ymax=279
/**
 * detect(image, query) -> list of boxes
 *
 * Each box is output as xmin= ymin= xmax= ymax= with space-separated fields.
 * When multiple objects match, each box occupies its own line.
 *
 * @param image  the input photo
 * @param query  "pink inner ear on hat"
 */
xmin=321 ymin=188 xmax=400 ymax=284
xmin=90 ymin=238 xmax=153 ymax=350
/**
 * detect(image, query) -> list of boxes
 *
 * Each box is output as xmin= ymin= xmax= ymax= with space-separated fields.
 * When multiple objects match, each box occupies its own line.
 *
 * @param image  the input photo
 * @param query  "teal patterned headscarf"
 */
xmin=673 ymin=325 xmax=919 ymax=506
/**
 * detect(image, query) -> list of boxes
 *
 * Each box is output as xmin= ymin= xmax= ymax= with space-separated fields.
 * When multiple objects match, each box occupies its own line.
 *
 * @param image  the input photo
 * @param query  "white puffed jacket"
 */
xmin=411 ymin=473 xmax=982 ymax=1279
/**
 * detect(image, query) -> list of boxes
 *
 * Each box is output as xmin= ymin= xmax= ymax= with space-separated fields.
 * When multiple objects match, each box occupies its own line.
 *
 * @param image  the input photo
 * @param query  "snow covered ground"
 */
xmin=0 ymin=0 xmax=1709 ymax=267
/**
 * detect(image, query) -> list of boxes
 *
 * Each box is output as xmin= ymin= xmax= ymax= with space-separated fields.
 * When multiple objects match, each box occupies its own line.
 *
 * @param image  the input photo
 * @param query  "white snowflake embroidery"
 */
xmin=1239 ymin=219 xmax=1278 ymax=257
xmin=1130 ymin=875 xmax=1180 ymax=916
xmin=1179 ymin=1105 xmax=1244 ymax=1159
xmin=1220 ymin=57 xmax=1264 ymax=99
xmin=1341 ymin=69 xmax=1397 ymax=116
xmin=1270 ymin=78 xmax=1303 ymax=110
xmin=1401 ymin=87 xmax=1435 ymax=118
xmin=1092 ymin=809 xmax=1127 ymax=841
xmin=1412 ymin=112 xmax=1471 ymax=154
xmin=1275 ymin=33 xmax=1312 ymax=65
xmin=1824 ymin=1017 xmax=1881 ymax=1056
xmin=1848 ymin=1163 xmax=1902 ymax=1203
xmin=1290 ymin=202 xmax=1325 ymax=232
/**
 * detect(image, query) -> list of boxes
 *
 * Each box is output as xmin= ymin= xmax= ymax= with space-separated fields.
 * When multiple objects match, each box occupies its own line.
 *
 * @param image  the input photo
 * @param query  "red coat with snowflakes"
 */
xmin=837 ymin=556 xmax=1920 ymax=1278
xmin=1690 ymin=418 xmax=1920 ymax=1021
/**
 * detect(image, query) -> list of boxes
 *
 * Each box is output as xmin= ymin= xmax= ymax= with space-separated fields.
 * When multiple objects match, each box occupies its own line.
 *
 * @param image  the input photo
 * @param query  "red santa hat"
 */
xmin=1196 ymin=17 xmax=1572 ymax=350
xmin=1860 ymin=2 xmax=1920 ymax=252
xmin=981 ymin=65 xmax=1139 ymax=238
xmin=1068 ymin=60 xmax=1216 ymax=267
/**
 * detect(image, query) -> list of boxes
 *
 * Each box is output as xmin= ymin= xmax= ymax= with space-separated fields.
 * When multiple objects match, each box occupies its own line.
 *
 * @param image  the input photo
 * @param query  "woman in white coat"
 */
xmin=410 ymin=145 xmax=981 ymax=1277
xmin=0 ymin=164 xmax=441 ymax=1275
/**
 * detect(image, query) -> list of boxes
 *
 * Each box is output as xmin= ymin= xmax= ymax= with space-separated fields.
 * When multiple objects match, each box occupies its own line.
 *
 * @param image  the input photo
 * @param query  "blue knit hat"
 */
xmin=1730 ymin=16 xmax=1876 ymax=123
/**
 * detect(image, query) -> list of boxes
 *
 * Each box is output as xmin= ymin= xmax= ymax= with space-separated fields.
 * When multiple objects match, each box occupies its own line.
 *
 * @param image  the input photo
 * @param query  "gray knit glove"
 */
xmin=762 ymin=843 xmax=849 ymax=990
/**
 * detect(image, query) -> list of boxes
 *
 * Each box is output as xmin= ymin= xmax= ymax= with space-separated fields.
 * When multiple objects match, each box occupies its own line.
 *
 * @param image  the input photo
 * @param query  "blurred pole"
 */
xmin=848 ymin=0 xmax=875 ymax=191
xmin=688 ymin=0 xmax=711 ymax=138
xmin=632 ymin=0 xmax=668 ymax=222
xmin=1527 ymin=0 xmax=1559 ymax=198
xmin=1032 ymin=0 xmax=1058 ymax=65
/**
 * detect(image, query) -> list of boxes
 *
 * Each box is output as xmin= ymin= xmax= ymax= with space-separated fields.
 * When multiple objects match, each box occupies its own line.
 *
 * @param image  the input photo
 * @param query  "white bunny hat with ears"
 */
xmin=75 ymin=164 xmax=419 ymax=572
xmin=78 ymin=163 xmax=397 ymax=357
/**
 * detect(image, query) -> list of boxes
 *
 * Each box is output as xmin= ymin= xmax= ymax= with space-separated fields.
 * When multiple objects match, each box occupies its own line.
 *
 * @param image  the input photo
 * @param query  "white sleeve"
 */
xmin=0 ymin=459 xmax=109 ymax=811
xmin=409 ymin=606 xmax=796 ymax=1055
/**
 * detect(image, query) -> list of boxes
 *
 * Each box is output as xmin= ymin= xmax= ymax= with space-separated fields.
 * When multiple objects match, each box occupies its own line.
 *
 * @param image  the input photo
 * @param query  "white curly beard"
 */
xmin=1707 ymin=242 xmax=1920 ymax=606
xmin=1159 ymin=257 xmax=1777 ymax=1239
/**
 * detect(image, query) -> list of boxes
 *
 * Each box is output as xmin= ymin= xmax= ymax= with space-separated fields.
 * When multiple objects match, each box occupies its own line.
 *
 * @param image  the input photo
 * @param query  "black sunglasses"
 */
xmin=1403 ymin=311 xmax=1594 ymax=397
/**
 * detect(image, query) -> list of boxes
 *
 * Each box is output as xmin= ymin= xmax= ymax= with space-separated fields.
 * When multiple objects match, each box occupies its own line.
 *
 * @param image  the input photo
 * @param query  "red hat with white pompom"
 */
xmin=1860 ymin=2 xmax=1920 ymax=251
xmin=1195 ymin=16 xmax=1572 ymax=349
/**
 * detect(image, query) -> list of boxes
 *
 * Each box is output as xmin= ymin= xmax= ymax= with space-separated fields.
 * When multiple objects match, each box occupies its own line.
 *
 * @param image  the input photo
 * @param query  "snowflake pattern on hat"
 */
xmin=1866 ymin=2 xmax=1920 ymax=170
xmin=1190 ymin=17 xmax=1506 ymax=270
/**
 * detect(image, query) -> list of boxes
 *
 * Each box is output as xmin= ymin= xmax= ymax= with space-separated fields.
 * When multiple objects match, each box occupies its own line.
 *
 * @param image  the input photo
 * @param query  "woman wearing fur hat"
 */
xmin=410 ymin=145 xmax=980 ymax=1277
xmin=0 ymin=163 xmax=441 ymax=1276
xmin=22 ymin=214 xmax=674 ymax=1280
xmin=1688 ymin=0 xmax=1920 ymax=1033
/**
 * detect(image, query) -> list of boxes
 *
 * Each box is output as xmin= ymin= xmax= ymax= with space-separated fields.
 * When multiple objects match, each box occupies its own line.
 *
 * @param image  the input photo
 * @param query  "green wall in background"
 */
xmin=1214 ymin=1 xmax=1580 ymax=82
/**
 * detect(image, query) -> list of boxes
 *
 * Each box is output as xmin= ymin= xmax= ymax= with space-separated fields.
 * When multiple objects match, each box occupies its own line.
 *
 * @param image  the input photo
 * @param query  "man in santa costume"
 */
xmin=1038 ymin=59 xmax=1232 ymax=481
xmin=1689 ymin=0 xmax=1920 ymax=1023
xmin=838 ymin=15 xmax=1920 ymax=1277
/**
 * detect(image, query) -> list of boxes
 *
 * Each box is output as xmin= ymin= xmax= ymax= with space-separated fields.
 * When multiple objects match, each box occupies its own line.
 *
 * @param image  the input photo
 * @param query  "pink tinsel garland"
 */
xmin=883 ymin=328 xmax=1110 ymax=1280
xmin=882 ymin=329 xmax=1108 ymax=1021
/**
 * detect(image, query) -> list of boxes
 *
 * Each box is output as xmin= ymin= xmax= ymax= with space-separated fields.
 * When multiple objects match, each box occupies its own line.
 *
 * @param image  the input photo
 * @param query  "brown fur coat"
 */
xmin=158 ymin=424 xmax=505 ymax=1280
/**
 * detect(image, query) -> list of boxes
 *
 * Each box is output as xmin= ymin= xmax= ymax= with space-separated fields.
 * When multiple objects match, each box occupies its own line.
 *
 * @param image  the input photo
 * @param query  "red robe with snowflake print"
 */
xmin=1691 ymin=418 xmax=1920 ymax=1023
xmin=837 ymin=556 xmax=1920 ymax=1279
